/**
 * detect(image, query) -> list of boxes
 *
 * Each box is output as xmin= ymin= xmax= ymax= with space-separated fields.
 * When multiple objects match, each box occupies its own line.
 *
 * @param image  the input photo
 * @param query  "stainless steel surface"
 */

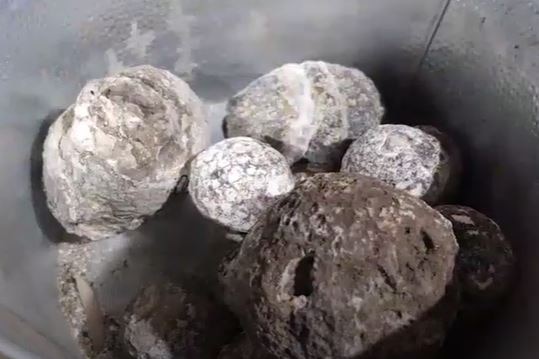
xmin=416 ymin=1 xmax=539 ymax=358
xmin=0 ymin=0 xmax=536 ymax=357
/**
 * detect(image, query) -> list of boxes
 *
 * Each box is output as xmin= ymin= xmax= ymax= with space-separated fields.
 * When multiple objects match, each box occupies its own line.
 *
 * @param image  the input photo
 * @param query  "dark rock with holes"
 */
xmin=224 ymin=61 xmax=384 ymax=170
xmin=43 ymin=65 xmax=209 ymax=240
xmin=122 ymin=282 xmax=239 ymax=359
xmin=341 ymin=124 xmax=454 ymax=205
xmin=218 ymin=333 xmax=273 ymax=359
xmin=292 ymin=162 xmax=332 ymax=185
xmin=416 ymin=126 xmax=463 ymax=203
xmin=220 ymin=173 xmax=459 ymax=359
xmin=436 ymin=205 xmax=515 ymax=323
xmin=189 ymin=137 xmax=295 ymax=233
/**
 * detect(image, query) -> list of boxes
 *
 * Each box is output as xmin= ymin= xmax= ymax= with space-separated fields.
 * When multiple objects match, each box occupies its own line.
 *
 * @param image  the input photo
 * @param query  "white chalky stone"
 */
xmin=341 ymin=124 xmax=449 ymax=203
xmin=224 ymin=61 xmax=384 ymax=170
xmin=188 ymin=137 xmax=295 ymax=233
xmin=43 ymin=65 xmax=209 ymax=240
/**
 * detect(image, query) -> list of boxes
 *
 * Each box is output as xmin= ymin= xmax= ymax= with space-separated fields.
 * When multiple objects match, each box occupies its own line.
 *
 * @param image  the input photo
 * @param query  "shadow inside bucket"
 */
xmin=30 ymin=108 xmax=79 ymax=244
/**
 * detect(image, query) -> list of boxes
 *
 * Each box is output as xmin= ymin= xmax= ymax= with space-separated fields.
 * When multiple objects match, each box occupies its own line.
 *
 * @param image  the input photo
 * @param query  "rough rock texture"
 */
xmin=224 ymin=61 xmax=384 ymax=170
xmin=189 ymin=137 xmax=295 ymax=233
xmin=122 ymin=282 xmax=238 ymax=359
xmin=341 ymin=124 xmax=450 ymax=204
xmin=57 ymin=243 xmax=122 ymax=358
xmin=43 ymin=65 xmax=209 ymax=240
xmin=218 ymin=333 xmax=274 ymax=359
xmin=220 ymin=173 xmax=459 ymax=359
xmin=417 ymin=126 xmax=463 ymax=203
xmin=437 ymin=205 xmax=515 ymax=322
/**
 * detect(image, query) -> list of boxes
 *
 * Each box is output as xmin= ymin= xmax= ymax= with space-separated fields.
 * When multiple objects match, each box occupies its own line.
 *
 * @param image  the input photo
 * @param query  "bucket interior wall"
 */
xmin=0 ymin=0 xmax=536 ymax=358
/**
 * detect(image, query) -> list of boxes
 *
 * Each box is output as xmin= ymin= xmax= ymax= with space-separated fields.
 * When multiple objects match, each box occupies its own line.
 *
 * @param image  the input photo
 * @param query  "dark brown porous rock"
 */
xmin=436 ymin=205 xmax=515 ymax=323
xmin=416 ymin=126 xmax=463 ymax=204
xmin=122 ymin=282 xmax=239 ymax=359
xmin=220 ymin=173 xmax=459 ymax=359
xmin=218 ymin=333 xmax=274 ymax=359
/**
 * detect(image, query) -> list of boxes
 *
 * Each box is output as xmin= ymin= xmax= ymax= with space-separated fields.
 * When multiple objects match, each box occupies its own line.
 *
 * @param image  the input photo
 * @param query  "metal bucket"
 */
xmin=0 ymin=0 xmax=536 ymax=358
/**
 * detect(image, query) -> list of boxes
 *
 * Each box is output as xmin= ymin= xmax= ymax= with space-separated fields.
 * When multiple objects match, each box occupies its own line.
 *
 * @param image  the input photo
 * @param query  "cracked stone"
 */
xmin=43 ymin=65 xmax=209 ymax=240
xmin=224 ymin=61 xmax=384 ymax=170
xmin=188 ymin=137 xmax=295 ymax=233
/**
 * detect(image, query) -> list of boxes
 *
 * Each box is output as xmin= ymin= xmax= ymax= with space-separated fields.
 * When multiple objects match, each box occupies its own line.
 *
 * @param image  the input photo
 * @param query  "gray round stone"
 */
xmin=436 ymin=205 xmax=515 ymax=323
xmin=188 ymin=137 xmax=295 ymax=233
xmin=122 ymin=282 xmax=238 ymax=359
xmin=341 ymin=124 xmax=450 ymax=204
xmin=43 ymin=65 xmax=209 ymax=240
xmin=416 ymin=125 xmax=463 ymax=204
xmin=220 ymin=173 xmax=459 ymax=359
xmin=224 ymin=61 xmax=384 ymax=170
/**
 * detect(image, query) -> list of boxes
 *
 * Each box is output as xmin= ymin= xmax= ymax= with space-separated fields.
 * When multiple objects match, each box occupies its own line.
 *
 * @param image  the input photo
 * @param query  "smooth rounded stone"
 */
xmin=218 ymin=333 xmax=273 ymax=359
xmin=224 ymin=61 xmax=384 ymax=170
xmin=43 ymin=65 xmax=209 ymax=240
xmin=436 ymin=205 xmax=515 ymax=322
xmin=341 ymin=124 xmax=450 ymax=204
xmin=188 ymin=137 xmax=295 ymax=233
xmin=220 ymin=173 xmax=459 ymax=359
xmin=416 ymin=125 xmax=463 ymax=203
xmin=122 ymin=282 xmax=238 ymax=359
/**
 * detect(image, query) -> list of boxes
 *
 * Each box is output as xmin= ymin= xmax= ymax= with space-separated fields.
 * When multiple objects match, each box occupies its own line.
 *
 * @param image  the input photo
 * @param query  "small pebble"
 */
xmin=188 ymin=137 xmax=295 ymax=233
xmin=436 ymin=205 xmax=516 ymax=322
xmin=221 ymin=173 xmax=459 ymax=359
xmin=224 ymin=61 xmax=384 ymax=169
xmin=122 ymin=282 xmax=238 ymax=359
xmin=341 ymin=124 xmax=452 ymax=204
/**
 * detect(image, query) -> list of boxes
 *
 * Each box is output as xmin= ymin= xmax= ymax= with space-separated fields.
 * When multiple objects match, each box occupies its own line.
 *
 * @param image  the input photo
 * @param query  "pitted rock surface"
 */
xmin=220 ymin=173 xmax=458 ymax=359
xmin=43 ymin=65 xmax=209 ymax=240
xmin=122 ymin=282 xmax=238 ymax=359
xmin=341 ymin=124 xmax=449 ymax=204
xmin=224 ymin=61 xmax=384 ymax=169
xmin=188 ymin=137 xmax=295 ymax=233
xmin=437 ymin=205 xmax=515 ymax=322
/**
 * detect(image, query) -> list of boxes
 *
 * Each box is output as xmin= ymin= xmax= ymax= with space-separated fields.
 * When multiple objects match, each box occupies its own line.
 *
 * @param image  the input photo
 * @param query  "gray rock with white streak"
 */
xmin=220 ymin=173 xmax=459 ymax=359
xmin=224 ymin=61 xmax=384 ymax=170
xmin=341 ymin=124 xmax=449 ymax=204
xmin=43 ymin=65 xmax=209 ymax=240
xmin=189 ymin=137 xmax=295 ymax=233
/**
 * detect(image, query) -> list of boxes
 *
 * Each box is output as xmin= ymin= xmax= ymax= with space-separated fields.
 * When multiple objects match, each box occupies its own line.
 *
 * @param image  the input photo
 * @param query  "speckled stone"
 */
xmin=220 ymin=173 xmax=459 ymax=359
xmin=436 ymin=205 xmax=515 ymax=322
xmin=224 ymin=61 xmax=384 ymax=170
xmin=188 ymin=137 xmax=295 ymax=233
xmin=218 ymin=333 xmax=273 ymax=359
xmin=416 ymin=126 xmax=463 ymax=203
xmin=122 ymin=282 xmax=238 ymax=359
xmin=43 ymin=65 xmax=209 ymax=240
xmin=341 ymin=124 xmax=450 ymax=204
